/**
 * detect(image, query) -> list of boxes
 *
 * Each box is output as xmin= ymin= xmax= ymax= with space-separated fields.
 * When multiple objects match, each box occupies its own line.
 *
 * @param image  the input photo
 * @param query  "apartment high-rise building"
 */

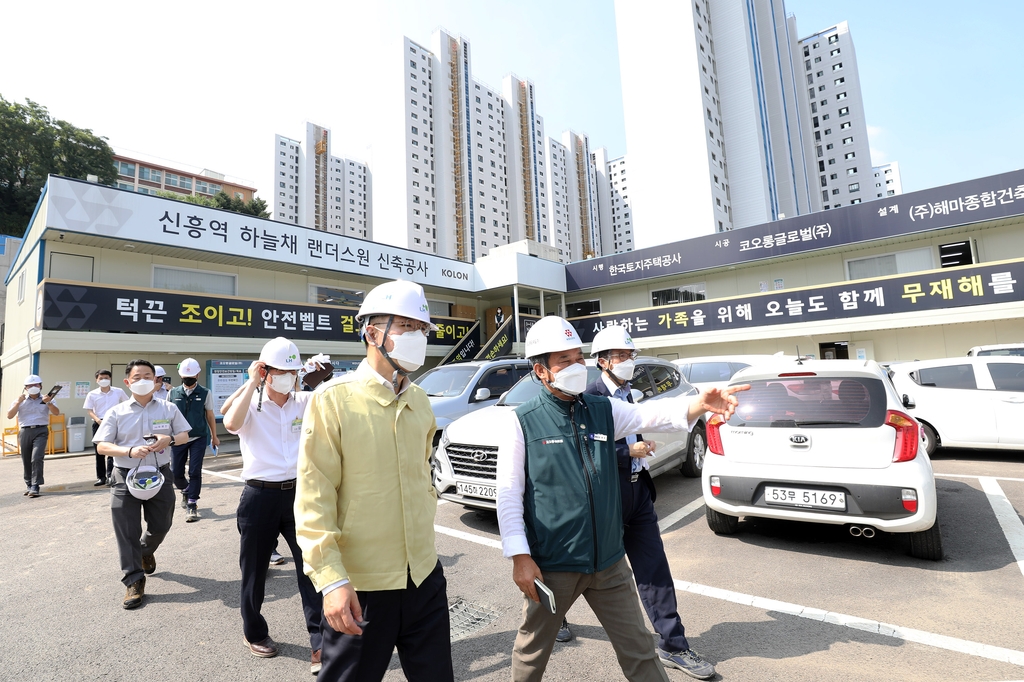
xmin=271 ymin=123 xmax=371 ymax=239
xmin=872 ymin=161 xmax=903 ymax=199
xmin=797 ymin=22 xmax=874 ymax=210
xmin=615 ymin=1 xmax=894 ymax=248
xmin=594 ymin=151 xmax=634 ymax=254
xmin=372 ymin=30 xmax=616 ymax=264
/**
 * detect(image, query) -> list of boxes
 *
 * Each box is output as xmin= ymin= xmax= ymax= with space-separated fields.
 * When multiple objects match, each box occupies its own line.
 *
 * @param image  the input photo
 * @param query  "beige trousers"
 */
xmin=511 ymin=556 xmax=670 ymax=682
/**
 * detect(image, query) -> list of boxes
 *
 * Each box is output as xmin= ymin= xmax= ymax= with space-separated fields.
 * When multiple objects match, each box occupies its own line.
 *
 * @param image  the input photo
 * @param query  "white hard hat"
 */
xmin=356 ymin=280 xmax=437 ymax=330
xmin=590 ymin=325 xmax=637 ymax=357
xmin=24 ymin=374 xmax=42 ymax=385
xmin=154 ymin=365 xmax=166 ymax=378
xmin=125 ymin=464 xmax=165 ymax=500
xmin=524 ymin=316 xmax=582 ymax=359
xmin=258 ymin=337 xmax=303 ymax=370
xmin=177 ymin=358 xmax=201 ymax=377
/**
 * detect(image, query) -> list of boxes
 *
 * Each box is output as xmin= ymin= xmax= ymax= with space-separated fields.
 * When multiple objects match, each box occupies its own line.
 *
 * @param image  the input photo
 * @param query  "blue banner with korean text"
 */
xmin=569 ymin=260 xmax=1024 ymax=343
xmin=40 ymin=281 xmax=475 ymax=345
xmin=565 ymin=168 xmax=1024 ymax=291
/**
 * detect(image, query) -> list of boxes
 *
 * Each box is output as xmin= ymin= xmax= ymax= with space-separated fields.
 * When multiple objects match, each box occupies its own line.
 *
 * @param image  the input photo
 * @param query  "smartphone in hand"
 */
xmin=46 ymin=385 xmax=62 ymax=398
xmin=534 ymin=578 xmax=556 ymax=615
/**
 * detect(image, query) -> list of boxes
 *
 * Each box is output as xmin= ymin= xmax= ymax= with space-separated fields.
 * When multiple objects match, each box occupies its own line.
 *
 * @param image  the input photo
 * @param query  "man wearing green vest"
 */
xmin=496 ymin=316 xmax=747 ymax=682
xmin=169 ymin=357 xmax=220 ymax=522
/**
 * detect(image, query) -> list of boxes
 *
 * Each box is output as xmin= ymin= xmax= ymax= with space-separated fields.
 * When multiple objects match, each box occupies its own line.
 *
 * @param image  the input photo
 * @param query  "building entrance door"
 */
xmin=819 ymin=342 xmax=849 ymax=360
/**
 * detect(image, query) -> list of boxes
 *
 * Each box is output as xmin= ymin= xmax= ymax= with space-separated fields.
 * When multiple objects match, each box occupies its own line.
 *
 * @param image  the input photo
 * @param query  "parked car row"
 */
xmin=419 ymin=347 xmax=1023 ymax=564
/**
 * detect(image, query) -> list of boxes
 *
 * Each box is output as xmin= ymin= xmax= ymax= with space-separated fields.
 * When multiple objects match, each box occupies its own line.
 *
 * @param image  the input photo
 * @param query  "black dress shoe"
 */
xmin=142 ymin=553 xmax=156 ymax=575
xmin=94 ymin=478 xmax=107 ymax=486
xmin=243 ymin=636 xmax=279 ymax=658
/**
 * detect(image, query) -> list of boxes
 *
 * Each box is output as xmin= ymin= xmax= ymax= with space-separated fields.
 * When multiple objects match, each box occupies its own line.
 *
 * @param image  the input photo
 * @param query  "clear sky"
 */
xmin=3 ymin=0 xmax=1021 ymax=203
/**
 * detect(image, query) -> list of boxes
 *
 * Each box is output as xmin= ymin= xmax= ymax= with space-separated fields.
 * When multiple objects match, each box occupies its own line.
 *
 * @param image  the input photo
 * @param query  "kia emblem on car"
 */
xmin=790 ymin=435 xmax=809 ymax=444
xmin=471 ymin=450 xmax=489 ymax=462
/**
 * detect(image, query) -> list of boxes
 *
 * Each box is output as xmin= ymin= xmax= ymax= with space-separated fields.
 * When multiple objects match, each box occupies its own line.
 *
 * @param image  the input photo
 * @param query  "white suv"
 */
xmin=433 ymin=357 xmax=704 ymax=510
xmin=702 ymin=359 xmax=942 ymax=560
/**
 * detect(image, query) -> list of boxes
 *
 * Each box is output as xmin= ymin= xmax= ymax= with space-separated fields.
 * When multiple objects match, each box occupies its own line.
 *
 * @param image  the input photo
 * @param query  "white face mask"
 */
xmin=26 ymin=386 xmax=41 ymax=396
xmin=97 ymin=379 xmax=111 ymax=388
xmin=129 ymin=379 xmax=155 ymax=396
xmin=549 ymin=362 xmax=589 ymax=396
xmin=609 ymin=359 xmax=635 ymax=382
xmin=384 ymin=329 xmax=428 ymax=372
xmin=268 ymin=373 xmax=296 ymax=394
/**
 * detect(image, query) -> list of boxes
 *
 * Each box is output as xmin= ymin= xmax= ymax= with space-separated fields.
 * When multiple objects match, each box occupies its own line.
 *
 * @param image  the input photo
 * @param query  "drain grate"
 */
xmin=448 ymin=597 xmax=503 ymax=641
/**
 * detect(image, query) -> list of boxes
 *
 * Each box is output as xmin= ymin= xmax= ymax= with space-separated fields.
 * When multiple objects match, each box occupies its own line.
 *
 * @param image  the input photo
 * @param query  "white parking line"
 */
xmin=673 ymin=579 xmax=1024 ymax=667
xmin=658 ymin=497 xmax=705 ymax=533
xmin=203 ymin=469 xmax=244 ymax=482
xmin=434 ymin=525 xmax=503 ymax=549
xmin=979 ymin=477 xmax=1024 ymax=580
xmin=938 ymin=473 xmax=1024 ymax=484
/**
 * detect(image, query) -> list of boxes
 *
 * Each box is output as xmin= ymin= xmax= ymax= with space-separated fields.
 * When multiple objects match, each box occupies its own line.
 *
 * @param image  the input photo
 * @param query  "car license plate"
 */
xmin=764 ymin=486 xmax=846 ymax=510
xmin=457 ymin=481 xmax=496 ymax=499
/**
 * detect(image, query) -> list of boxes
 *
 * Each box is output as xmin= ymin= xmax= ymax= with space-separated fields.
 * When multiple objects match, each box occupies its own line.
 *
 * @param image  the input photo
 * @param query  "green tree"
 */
xmin=154 ymin=189 xmax=269 ymax=219
xmin=0 ymin=96 xmax=116 ymax=235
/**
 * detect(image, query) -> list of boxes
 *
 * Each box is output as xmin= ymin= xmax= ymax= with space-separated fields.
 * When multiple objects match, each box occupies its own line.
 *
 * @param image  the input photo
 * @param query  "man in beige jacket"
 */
xmin=295 ymin=279 xmax=453 ymax=682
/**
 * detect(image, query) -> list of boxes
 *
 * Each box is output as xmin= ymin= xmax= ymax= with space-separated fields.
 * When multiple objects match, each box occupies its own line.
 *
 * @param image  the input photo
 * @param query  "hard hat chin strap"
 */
xmin=371 ymin=315 xmax=411 ymax=380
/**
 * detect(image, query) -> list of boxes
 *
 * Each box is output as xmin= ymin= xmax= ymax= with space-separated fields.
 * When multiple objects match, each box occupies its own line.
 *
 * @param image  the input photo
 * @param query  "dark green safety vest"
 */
xmin=515 ymin=389 xmax=624 ymax=574
xmin=169 ymin=384 xmax=210 ymax=440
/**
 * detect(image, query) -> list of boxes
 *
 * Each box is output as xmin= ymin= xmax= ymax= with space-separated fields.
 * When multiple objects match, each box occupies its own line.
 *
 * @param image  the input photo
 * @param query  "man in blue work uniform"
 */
xmin=583 ymin=325 xmax=714 ymax=679
xmin=169 ymin=358 xmax=220 ymax=522
xmin=496 ymin=316 xmax=747 ymax=682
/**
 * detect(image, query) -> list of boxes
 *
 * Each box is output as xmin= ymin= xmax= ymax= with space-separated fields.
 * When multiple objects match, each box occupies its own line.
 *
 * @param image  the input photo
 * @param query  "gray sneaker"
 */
xmin=555 ymin=618 xmax=573 ymax=643
xmin=269 ymin=550 xmax=286 ymax=566
xmin=185 ymin=504 xmax=200 ymax=523
xmin=658 ymin=648 xmax=716 ymax=680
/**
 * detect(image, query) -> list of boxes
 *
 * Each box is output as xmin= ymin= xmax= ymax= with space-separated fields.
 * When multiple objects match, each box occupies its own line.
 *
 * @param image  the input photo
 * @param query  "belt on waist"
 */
xmin=246 ymin=479 xmax=296 ymax=490
xmin=21 ymin=425 xmax=49 ymax=429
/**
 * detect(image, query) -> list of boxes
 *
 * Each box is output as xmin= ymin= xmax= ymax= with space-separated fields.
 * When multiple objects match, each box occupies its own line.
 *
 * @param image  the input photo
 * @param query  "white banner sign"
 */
xmin=45 ymin=177 xmax=476 ymax=291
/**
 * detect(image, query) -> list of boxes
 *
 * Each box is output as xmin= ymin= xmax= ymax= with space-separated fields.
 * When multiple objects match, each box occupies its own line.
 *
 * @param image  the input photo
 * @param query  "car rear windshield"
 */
xmin=414 ymin=365 xmax=480 ymax=397
xmin=727 ymin=377 xmax=887 ymax=428
xmin=977 ymin=348 xmax=1024 ymax=357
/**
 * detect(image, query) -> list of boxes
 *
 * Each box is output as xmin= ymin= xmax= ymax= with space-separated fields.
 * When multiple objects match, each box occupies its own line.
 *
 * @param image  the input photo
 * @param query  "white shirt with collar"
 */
xmin=83 ymin=386 xmax=128 ymax=421
xmin=600 ymin=373 xmax=644 ymax=471
xmin=495 ymin=389 xmax=698 ymax=559
xmin=227 ymin=388 xmax=311 ymax=482
xmin=93 ymin=395 xmax=191 ymax=469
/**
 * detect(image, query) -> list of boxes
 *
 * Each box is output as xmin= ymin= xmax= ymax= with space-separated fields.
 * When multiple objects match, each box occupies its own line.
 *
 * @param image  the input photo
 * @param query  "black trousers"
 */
xmin=237 ymin=483 xmax=323 ymax=651
xmin=93 ymin=422 xmax=113 ymax=480
xmin=318 ymin=561 xmax=453 ymax=682
xmin=620 ymin=469 xmax=689 ymax=653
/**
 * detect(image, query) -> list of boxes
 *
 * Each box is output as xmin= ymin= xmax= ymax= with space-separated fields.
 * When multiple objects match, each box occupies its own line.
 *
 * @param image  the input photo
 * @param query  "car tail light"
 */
xmin=885 ymin=410 xmax=919 ymax=462
xmin=901 ymin=488 xmax=918 ymax=513
xmin=710 ymin=476 xmax=722 ymax=496
xmin=707 ymin=415 xmax=725 ymax=455
xmin=778 ymin=372 xmax=817 ymax=377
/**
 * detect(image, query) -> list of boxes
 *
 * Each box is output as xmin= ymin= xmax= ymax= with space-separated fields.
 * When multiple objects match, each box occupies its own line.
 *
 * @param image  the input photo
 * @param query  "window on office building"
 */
xmin=651 ymin=283 xmax=706 ymax=307
xmin=154 ymin=266 xmax=236 ymax=296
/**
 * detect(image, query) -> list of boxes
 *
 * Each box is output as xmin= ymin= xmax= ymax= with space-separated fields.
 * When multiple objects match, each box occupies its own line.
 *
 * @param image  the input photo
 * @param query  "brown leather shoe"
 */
xmin=243 ymin=636 xmax=278 ymax=658
xmin=310 ymin=649 xmax=322 ymax=675
xmin=123 ymin=577 xmax=145 ymax=609
xmin=142 ymin=553 xmax=156 ymax=575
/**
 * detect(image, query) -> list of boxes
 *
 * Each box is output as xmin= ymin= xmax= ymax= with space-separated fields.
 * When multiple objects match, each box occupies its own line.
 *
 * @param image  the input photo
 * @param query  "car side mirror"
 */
xmin=902 ymin=393 xmax=915 ymax=409
xmin=474 ymin=387 xmax=492 ymax=402
xmin=630 ymin=388 xmax=644 ymax=403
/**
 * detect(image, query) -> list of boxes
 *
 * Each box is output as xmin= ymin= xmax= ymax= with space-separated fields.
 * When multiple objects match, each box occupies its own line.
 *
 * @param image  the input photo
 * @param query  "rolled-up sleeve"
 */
xmin=496 ymin=410 xmax=530 ymax=558
xmin=611 ymin=394 xmax=699 ymax=441
xmin=295 ymin=390 xmax=348 ymax=591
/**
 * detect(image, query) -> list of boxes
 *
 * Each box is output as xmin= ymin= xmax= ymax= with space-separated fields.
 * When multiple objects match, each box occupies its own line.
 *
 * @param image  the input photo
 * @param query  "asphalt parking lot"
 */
xmin=2 ymin=445 xmax=1024 ymax=681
